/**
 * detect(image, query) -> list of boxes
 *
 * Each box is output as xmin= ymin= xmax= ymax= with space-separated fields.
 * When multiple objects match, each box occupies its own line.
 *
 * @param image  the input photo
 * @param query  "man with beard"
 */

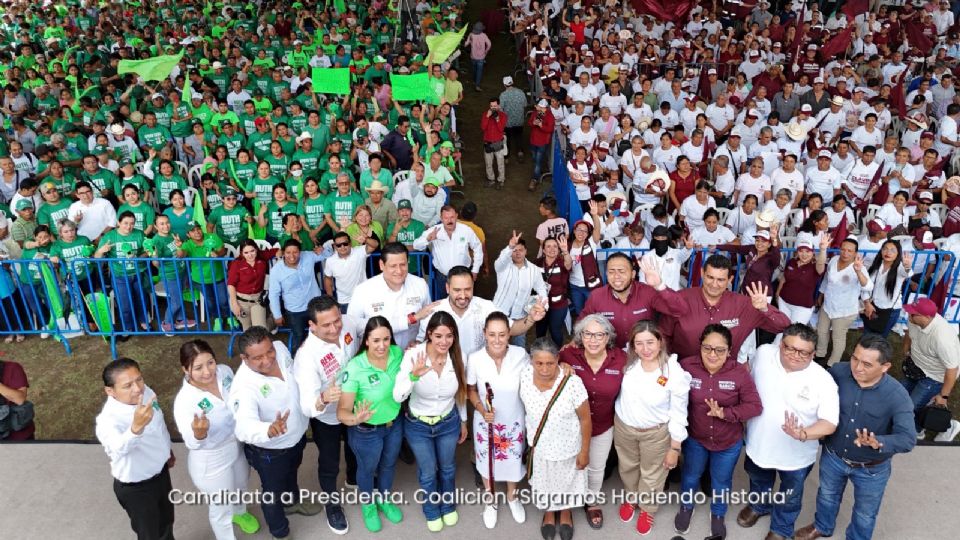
xmin=578 ymin=252 xmax=687 ymax=349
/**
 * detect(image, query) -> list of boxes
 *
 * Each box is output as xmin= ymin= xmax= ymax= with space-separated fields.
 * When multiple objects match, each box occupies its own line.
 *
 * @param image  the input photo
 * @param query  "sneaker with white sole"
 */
xmin=483 ymin=505 xmax=498 ymax=529
xmin=507 ymin=498 xmax=526 ymax=523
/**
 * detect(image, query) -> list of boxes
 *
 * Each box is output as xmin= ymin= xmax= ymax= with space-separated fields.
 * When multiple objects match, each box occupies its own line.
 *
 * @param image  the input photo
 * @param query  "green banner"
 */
xmin=311 ymin=67 xmax=351 ymax=95
xmin=391 ymin=73 xmax=433 ymax=102
xmin=425 ymin=25 xmax=468 ymax=63
xmin=118 ymin=50 xmax=184 ymax=81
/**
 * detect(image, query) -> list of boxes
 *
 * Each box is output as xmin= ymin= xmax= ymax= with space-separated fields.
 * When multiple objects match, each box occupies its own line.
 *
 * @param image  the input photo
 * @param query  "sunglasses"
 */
xmin=334 ymin=242 xmax=351 ymax=248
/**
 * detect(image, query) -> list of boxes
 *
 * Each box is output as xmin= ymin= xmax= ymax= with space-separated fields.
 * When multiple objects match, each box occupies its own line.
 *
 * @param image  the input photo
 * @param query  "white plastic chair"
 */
xmin=254 ymin=239 xmax=274 ymax=252
xmin=716 ymin=207 xmax=731 ymax=226
xmin=929 ymin=203 xmax=949 ymax=225
xmin=187 ymin=164 xmax=205 ymax=187
xmin=175 ymin=160 xmax=189 ymax=178
xmin=182 ymin=186 xmax=198 ymax=207
xmin=785 ymin=208 xmax=806 ymax=236
xmin=393 ymin=170 xmax=412 ymax=187
xmin=933 ymin=237 xmax=949 ymax=250
xmin=780 ymin=235 xmax=797 ymax=249
xmin=864 ymin=204 xmax=881 ymax=224
xmin=224 ymin=243 xmax=239 ymax=258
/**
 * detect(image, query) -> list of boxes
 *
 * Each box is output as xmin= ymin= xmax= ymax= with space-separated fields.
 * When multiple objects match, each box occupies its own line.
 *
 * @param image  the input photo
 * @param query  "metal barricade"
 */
xmin=0 ymin=258 xmax=81 ymax=354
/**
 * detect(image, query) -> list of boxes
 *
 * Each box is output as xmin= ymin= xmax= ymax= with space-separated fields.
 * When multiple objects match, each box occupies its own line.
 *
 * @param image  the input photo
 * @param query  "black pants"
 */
xmin=311 ymin=418 xmax=358 ymax=506
xmin=283 ymin=309 xmax=309 ymax=356
xmin=244 ymin=438 xmax=306 ymax=538
xmin=505 ymin=125 xmax=524 ymax=155
xmin=113 ymin=466 xmax=175 ymax=540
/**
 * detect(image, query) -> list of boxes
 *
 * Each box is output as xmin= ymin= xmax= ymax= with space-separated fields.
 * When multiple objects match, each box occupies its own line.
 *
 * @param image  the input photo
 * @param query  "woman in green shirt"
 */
xmin=17 ymin=224 xmax=54 ymax=332
xmin=93 ymin=211 xmax=149 ymax=338
xmin=154 ymin=159 xmax=188 ymax=209
xmin=337 ymin=316 xmax=406 ymax=533
xmin=149 ymin=214 xmax=192 ymax=333
xmin=277 ymin=213 xmax=314 ymax=251
xmin=227 ymin=148 xmax=258 ymax=192
xmin=176 ymin=223 xmax=230 ymax=331
xmin=49 ymin=220 xmax=98 ymax=320
xmin=245 ymin=160 xmax=280 ymax=206
xmin=118 ymin=185 xmax=156 ymax=236
xmin=258 ymin=184 xmax=296 ymax=244
xmin=345 ymin=205 xmax=384 ymax=249
xmin=297 ymin=178 xmax=331 ymax=245
xmin=162 ymin=189 xmax=195 ymax=238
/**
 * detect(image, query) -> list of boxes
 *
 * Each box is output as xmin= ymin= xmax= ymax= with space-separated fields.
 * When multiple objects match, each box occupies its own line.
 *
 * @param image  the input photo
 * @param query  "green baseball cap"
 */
xmin=93 ymin=144 xmax=110 ymax=155
xmin=356 ymin=128 xmax=368 ymax=138
xmin=397 ymin=199 xmax=412 ymax=210
xmin=16 ymin=199 xmax=34 ymax=211
xmin=424 ymin=177 xmax=443 ymax=188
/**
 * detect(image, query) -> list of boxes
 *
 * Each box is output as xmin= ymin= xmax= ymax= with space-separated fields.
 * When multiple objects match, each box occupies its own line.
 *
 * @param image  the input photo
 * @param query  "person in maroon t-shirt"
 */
xmin=578 ymin=253 xmax=687 ymax=349
xmin=559 ymin=314 xmax=628 ymax=530
xmin=654 ymin=254 xmax=791 ymax=360
xmin=0 ymin=359 xmax=34 ymax=440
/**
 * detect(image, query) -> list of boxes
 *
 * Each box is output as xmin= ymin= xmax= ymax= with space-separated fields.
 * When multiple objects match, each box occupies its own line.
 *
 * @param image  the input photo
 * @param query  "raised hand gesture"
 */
xmin=705 ymin=398 xmax=725 ymax=420
xmin=267 ymin=410 xmax=290 ymax=438
xmin=854 ymin=428 xmax=883 ymax=450
xmin=411 ymin=350 xmax=431 ymax=378
xmin=588 ymin=199 xmax=599 ymax=217
xmin=744 ymin=282 xmax=770 ymax=311
xmin=853 ymin=254 xmax=864 ymax=272
xmin=131 ymin=395 xmax=156 ymax=435
xmin=191 ymin=411 xmax=210 ymax=440
xmin=354 ymin=400 xmax=375 ymax=424
xmin=426 ymin=226 xmax=440 ymax=242
xmin=781 ymin=411 xmax=805 ymax=441
xmin=639 ymin=257 xmax=662 ymax=289
xmin=820 ymin=233 xmax=832 ymax=251
xmin=508 ymin=229 xmax=522 ymax=248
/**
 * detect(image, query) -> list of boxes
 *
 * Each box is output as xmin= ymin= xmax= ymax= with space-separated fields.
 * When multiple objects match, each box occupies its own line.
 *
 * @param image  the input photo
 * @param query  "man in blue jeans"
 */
xmin=795 ymin=335 xmax=917 ymax=540
xmin=897 ymin=297 xmax=959 ymax=432
xmin=738 ymin=328 xmax=840 ymax=540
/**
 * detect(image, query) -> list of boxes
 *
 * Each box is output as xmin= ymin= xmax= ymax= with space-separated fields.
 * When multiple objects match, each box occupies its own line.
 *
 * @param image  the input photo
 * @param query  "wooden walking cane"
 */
xmin=484 ymin=382 xmax=495 ymax=493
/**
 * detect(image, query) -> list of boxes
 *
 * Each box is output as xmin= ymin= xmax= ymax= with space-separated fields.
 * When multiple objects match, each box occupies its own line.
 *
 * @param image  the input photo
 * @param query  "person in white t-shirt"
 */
xmin=770 ymin=155 xmax=805 ymax=206
xmin=804 ymin=150 xmax=842 ymax=205
xmin=849 ymin=114 xmax=884 ymax=157
xmin=733 ymin=158 xmax=773 ymax=205
xmin=690 ymin=208 xmax=736 ymax=246
xmin=323 ymin=232 xmax=377 ymax=311
xmin=934 ymin=103 xmax=960 ymax=159
xmin=679 ymin=181 xmax=716 ymax=230
xmin=740 ymin=326 xmax=839 ymax=540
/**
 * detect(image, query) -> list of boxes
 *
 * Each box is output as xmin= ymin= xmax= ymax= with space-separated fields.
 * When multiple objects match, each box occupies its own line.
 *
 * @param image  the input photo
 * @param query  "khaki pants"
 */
xmin=613 ymin=415 xmax=670 ymax=513
xmin=815 ymin=312 xmax=857 ymax=365
xmin=236 ymin=293 xmax=270 ymax=330
xmin=587 ymin=427 xmax=613 ymax=496
xmin=484 ymin=148 xmax=505 ymax=183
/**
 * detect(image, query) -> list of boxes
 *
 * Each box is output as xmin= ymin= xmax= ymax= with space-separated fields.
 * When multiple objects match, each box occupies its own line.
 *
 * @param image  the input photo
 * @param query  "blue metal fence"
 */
xmin=0 ymin=250 xmax=435 ymax=358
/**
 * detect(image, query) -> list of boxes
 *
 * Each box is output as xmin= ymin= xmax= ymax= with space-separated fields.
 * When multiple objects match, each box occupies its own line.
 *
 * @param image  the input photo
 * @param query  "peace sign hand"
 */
xmin=267 ymin=410 xmax=290 ymax=438
xmin=744 ymin=282 xmax=770 ymax=311
xmin=411 ymin=350 xmax=431 ymax=378
xmin=705 ymin=398 xmax=725 ymax=420
xmin=854 ymin=428 xmax=883 ymax=450
xmin=853 ymin=254 xmax=864 ymax=272
xmin=192 ymin=411 xmax=210 ymax=440
xmin=508 ymin=229 xmax=522 ymax=248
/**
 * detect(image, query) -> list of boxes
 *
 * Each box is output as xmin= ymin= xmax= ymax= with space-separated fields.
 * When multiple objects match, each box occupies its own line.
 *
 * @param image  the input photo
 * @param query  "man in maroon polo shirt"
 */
xmin=578 ymin=252 xmax=687 ymax=348
xmin=655 ymin=254 xmax=790 ymax=360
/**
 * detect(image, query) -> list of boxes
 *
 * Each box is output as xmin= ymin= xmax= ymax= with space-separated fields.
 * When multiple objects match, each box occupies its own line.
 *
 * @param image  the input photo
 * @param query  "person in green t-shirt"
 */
xmin=226 ymin=149 xmax=258 ymax=191
xmin=35 ymin=181 xmax=72 ymax=234
xmin=49 ymin=220 xmax=98 ymax=325
xmin=150 ymin=214 xmax=191 ymax=332
xmin=199 ymin=174 xmax=225 ymax=212
xmin=277 ymin=213 xmax=314 ymax=251
xmin=117 ymin=184 xmax=156 ymax=236
xmin=337 ymin=316 xmax=405 ymax=529
xmin=93 ymin=211 xmax=149 ymax=337
xmin=247 ymin=117 xmax=275 ymax=161
xmin=387 ymin=199 xmax=426 ymax=274
xmin=245 ymin=161 xmax=281 ymax=206
xmin=292 ymin=132 xmax=322 ymax=178
xmin=176 ymin=223 xmax=231 ymax=330
xmin=137 ymin=111 xmax=174 ymax=152
xmin=16 ymin=224 xmax=54 ymax=325
xmin=327 ymin=173 xmax=366 ymax=231
xmin=297 ymin=178 xmax=332 ymax=245
xmin=207 ymin=187 xmax=253 ymax=244
xmin=154 ymin=160 xmax=189 ymax=208
xmin=264 ymin=141 xmax=292 ymax=178
xmin=238 ymin=101 xmax=259 ymax=136
xmin=162 ymin=189 xmax=195 ymax=238
xmin=258 ymin=184 xmax=297 ymax=243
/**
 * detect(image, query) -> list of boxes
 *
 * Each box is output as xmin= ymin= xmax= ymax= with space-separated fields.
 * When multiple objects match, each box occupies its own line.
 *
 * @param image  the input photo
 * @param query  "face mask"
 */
xmin=291 ymin=170 xmax=303 ymax=177
xmin=651 ymin=238 xmax=669 ymax=257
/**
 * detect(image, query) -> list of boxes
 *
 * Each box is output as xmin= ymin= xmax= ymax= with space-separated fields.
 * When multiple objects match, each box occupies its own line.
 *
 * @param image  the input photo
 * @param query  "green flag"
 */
xmin=118 ymin=50 xmax=184 ymax=81
xmin=310 ymin=67 xmax=351 ymax=95
xmin=425 ymin=25 xmax=468 ymax=63
xmin=193 ymin=190 xmax=207 ymax=228
xmin=182 ymin=72 xmax=192 ymax=104
xmin=335 ymin=0 xmax=346 ymax=14
xmin=391 ymin=73 xmax=432 ymax=102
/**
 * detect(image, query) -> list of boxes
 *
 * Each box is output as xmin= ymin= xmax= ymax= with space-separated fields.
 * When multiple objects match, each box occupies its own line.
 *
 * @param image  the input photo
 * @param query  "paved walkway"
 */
xmin=1 ymin=442 xmax=955 ymax=539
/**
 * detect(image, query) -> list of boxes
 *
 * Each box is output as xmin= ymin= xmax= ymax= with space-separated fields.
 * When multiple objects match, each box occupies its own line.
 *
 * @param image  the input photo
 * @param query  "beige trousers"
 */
xmin=236 ymin=293 xmax=270 ymax=330
xmin=484 ymin=147 xmax=506 ymax=183
xmin=815 ymin=312 xmax=857 ymax=365
xmin=613 ymin=415 xmax=670 ymax=513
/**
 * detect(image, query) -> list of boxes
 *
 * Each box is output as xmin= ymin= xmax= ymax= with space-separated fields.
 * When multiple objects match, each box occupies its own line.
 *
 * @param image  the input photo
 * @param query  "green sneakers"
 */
xmin=427 ymin=518 xmax=443 ymax=532
xmin=378 ymin=501 xmax=403 ymax=524
xmin=362 ymin=503 xmax=382 ymax=532
xmin=232 ymin=512 xmax=260 ymax=534
xmin=442 ymin=511 xmax=459 ymax=526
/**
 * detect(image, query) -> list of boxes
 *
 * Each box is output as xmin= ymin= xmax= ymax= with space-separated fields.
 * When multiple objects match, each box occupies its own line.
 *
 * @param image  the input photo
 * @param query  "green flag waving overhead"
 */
xmin=425 ymin=25 xmax=468 ymax=63
xmin=391 ymin=73 xmax=433 ymax=102
xmin=118 ymin=50 xmax=184 ymax=81
xmin=311 ymin=67 xmax=351 ymax=95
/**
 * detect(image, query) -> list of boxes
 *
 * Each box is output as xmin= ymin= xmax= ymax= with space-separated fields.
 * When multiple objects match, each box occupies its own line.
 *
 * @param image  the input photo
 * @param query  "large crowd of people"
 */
xmin=1 ymin=0 xmax=960 ymax=539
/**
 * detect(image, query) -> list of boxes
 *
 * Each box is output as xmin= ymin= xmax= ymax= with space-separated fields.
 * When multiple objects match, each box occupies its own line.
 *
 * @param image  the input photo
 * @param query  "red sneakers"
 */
xmin=619 ymin=503 xmax=636 ymax=522
xmin=636 ymin=511 xmax=654 ymax=536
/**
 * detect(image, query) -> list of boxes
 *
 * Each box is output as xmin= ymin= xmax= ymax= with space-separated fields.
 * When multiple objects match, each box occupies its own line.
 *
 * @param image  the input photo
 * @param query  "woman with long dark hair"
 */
xmin=173 ymin=339 xmax=260 ymax=539
xmin=337 ymin=316 xmax=405 ymax=533
xmin=795 ymin=209 xmax=829 ymax=248
xmin=394 ymin=311 xmax=469 ymax=532
xmin=227 ymin=239 xmax=277 ymax=330
xmin=862 ymin=240 xmax=913 ymax=337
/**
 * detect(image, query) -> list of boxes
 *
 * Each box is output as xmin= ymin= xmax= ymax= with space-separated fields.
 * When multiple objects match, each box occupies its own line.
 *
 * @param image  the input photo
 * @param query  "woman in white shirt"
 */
xmin=862 ymin=240 xmax=913 ymax=337
xmin=467 ymin=312 xmax=529 ymax=528
xmin=173 ymin=340 xmax=260 ymax=540
xmin=567 ymin=146 xmax=598 ymax=212
xmin=679 ymin=181 xmax=717 ymax=230
xmin=724 ymin=194 xmax=759 ymax=238
xmin=394 ymin=311 xmax=469 ymax=532
xmin=690 ymin=208 xmax=736 ymax=247
xmin=614 ymin=321 xmax=691 ymax=536
xmin=815 ymin=238 xmax=874 ymax=365
xmin=875 ymin=190 xmax=912 ymax=232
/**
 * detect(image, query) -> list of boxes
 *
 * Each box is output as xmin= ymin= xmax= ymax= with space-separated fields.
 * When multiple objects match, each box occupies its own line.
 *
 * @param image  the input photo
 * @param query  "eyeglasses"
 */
xmin=582 ymin=331 xmax=608 ymax=341
xmin=700 ymin=345 xmax=729 ymax=357
xmin=76 ymin=189 xmax=92 ymax=195
xmin=334 ymin=242 xmax=350 ymax=248
xmin=783 ymin=344 xmax=815 ymax=359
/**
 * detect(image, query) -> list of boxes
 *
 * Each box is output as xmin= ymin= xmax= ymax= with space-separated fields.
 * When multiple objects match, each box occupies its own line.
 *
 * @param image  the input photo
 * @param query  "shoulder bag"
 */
xmin=525 ymin=373 xmax=571 ymax=481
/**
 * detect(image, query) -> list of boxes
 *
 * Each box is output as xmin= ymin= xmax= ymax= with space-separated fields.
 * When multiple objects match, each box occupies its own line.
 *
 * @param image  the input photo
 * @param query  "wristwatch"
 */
xmin=941 ymin=395 xmax=950 ymax=400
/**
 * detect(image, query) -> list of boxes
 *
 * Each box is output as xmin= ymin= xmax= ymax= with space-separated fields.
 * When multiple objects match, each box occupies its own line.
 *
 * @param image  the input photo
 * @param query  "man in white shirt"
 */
xmin=232 ymin=327 xmax=320 ymax=539
xmin=771 ymin=155 xmax=805 ymax=206
xmin=740 ymin=325 xmax=839 ymax=540
xmin=749 ymin=127 xmax=782 ymax=176
xmin=95 ymin=359 xmax=176 ymax=540
xmin=68 ymin=180 xmax=117 ymax=242
xmin=348 ymin=242 xmax=434 ymax=348
xmin=638 ymin=225 xmax=691 ymax=290
xmin=839 ymin=146 xmax=881 ymax=205
xmin=567 ymin=72 xmax=600 ymax=114
xmin=934 ymin=103 xmax=960 ymax=159
xmin=492 ymin=233 xmax=548 ymax=345
xmin=418 ymin=266 xmax=542 ymax=354
xmin=323 ymin=231 xmax=377 ymax=312
xmin=705 ymin=93 xmax=735 ymax=136
xmin=413 ymin=205 xmax=484 ymax=286
xmin=293 ymin=296 xmax=363 ymax=534
xmin=805 ymin=150 xmax=842 ymax=205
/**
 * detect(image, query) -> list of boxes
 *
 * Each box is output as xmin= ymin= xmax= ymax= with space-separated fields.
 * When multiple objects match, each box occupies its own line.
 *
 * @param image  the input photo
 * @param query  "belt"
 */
xmin=826 ymin=446 xmax=888 ymax=468
xmin=359 ymin=420 xmax=394 ymax=429
xmin=407 ymin=408 xmax=454 ymax=426
xmin=236 ymin=292 xmax=261 ymax=304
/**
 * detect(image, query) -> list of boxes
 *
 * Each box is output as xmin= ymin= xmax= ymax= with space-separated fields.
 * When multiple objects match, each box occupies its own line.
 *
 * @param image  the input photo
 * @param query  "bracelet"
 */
xmin=800 ymin=429 xmax=808 ymax=442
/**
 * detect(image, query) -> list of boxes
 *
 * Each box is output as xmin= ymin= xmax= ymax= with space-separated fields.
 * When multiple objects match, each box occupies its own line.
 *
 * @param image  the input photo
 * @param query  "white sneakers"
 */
xmin=507 ymin=498 xmax=526 ymax=523
xmin=483 ymin=505 xmax=498 ymax=529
